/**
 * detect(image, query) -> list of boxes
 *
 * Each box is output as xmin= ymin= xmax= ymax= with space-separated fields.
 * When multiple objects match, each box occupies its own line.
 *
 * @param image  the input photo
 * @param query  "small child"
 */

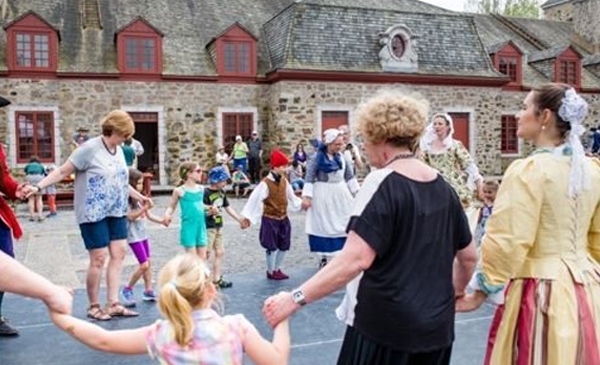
xmin=287 ymin=160 xmax=304 ymax=193
xmin=24 ymin=156 xmax=45 ymax=222
xmin=50 ymin=254 xmax=290 ymax=365
xmin=474 ymin=179 xmax=499 ymax=247
xmin=241 ymin=150 xmax=302 ymax=280
xmin=44 ymin=164 xmax=58 ymax=218
xmin=121 ymin=168 xmax=167 ymax=308
xmin=164 ymin=162 xmax=209 ymax=259
xmin=204 ymin=166 xmax=248 ymax=289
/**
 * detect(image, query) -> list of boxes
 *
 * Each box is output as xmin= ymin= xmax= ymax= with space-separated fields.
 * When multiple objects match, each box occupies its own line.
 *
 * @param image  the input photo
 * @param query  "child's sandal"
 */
xmin=86 ymin=304 xmax=111 ymax=321
xmin=107 ymin=302 xmax=139 ymax=317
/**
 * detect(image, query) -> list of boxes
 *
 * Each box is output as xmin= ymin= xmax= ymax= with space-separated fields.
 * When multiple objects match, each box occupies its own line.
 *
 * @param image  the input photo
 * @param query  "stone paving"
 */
xmin=1 ymin=193 xmax=495 ymax=365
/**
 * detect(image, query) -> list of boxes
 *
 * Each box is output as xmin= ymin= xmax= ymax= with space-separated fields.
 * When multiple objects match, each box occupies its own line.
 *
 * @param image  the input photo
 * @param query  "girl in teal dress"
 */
xmin=164 ymin=162 xmax=212 ymax=259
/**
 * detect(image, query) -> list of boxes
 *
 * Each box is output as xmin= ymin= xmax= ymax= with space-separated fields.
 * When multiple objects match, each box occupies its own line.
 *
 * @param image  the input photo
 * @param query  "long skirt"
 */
xmin=336 ymin=326 xmax=452 ymax=365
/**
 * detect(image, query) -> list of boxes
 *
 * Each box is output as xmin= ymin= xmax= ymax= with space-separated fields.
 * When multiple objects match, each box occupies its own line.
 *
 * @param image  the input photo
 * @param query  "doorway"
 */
xmin=129 ymin=112 xmax=159 ymax=181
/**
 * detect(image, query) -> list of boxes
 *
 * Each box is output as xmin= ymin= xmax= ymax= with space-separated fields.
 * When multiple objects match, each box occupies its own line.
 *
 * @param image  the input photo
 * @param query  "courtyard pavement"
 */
xmin=0 ymin=194 xmax=495 ymax=364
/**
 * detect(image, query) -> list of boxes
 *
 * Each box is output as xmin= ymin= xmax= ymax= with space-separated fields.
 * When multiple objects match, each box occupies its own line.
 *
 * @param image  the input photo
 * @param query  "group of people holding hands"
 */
xmin=1 ymin=82 xmax=600 ymax=365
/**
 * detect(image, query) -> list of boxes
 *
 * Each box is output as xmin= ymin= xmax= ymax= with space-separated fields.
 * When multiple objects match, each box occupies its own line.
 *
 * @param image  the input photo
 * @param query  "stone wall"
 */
xmin=1 ymin=79 xmax=599 ymax=184
xmin=572 ymin=0 xmax=600 ymax=48
xmin=543 ymin=2 xmax=574 ymax=22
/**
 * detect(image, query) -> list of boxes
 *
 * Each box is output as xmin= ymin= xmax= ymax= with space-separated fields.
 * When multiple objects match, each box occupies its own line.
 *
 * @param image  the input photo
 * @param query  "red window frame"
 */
xmin=501 ymin=115 xmax=518 ymax=154
xmin=16 ymin=111 xmax=55 ymax=163
xmin=558 ymin=60 xmax=577 ymax=85
xmin=5 ymin=13 xmax=59 ymax=73
xmin=116 ymin=19 xmax=163 ymax=76
xmin=222 ymin=113 xmax=253 ymax=153
xmin=223 ymin=41 xmax=252 ymax=74
xmin=498 ymin=56 xmax=518 ymax=82
xmin=123 ymin=36 xmax=157 ymax=72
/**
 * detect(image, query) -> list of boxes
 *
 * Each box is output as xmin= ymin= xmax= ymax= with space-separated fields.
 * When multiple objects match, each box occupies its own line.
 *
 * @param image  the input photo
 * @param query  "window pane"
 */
xmin=238 ymin=43 xmax=250 ymax=73
xmin=224 ymin=43 xmax=236 ymax=72
xmin=142 ymin=39 xmax=155 ymax=70
xmin=501 ymin=115 xmax=518 ymax=153
xmin=16 ymin=33 xmax=32 ymax=67
xmin=16 ymin=112 xmax=54 ymax=162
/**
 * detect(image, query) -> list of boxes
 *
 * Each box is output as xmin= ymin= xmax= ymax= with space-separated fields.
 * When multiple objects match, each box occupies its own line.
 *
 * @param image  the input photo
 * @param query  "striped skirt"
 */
xmin=485 ymin=274 xmax=600 ymax=365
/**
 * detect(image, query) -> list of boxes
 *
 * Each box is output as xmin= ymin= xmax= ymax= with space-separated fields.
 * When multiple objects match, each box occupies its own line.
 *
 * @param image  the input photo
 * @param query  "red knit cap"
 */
xmin=270 ymin=149 xmax=289 ymax=168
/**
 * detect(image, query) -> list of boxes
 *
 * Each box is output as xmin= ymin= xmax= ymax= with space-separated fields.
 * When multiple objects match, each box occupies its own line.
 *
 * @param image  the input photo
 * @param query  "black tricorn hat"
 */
xmin=0 ymin=97 xmax=11 ymax=108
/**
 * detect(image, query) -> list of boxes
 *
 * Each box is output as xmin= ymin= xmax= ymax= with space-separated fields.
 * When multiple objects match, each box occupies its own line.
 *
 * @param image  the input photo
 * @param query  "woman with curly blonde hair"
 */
xmin=263 ymin=90 xmax=477 ymax=365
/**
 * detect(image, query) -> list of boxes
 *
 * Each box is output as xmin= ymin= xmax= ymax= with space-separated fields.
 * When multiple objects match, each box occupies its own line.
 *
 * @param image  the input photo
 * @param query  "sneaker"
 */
xmin=142 ymin=290 xmax=157 ymax=302
xmin=275 ymin=269 xmax=290 ymax=280
xmin=47 ymin=212 xmax=57 ymax=218
xmin=120 ymin=287 xmax=136 ymax=307
xmin=214 ymin=277 xmax=233 ymax=289
xmin=0 ymin=317 xmax=19 ymax=336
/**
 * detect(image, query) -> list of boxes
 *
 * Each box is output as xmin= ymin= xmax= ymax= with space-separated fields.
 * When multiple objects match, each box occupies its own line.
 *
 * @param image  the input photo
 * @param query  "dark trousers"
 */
xmin=248 ymin=155 xmax=261 ymax=183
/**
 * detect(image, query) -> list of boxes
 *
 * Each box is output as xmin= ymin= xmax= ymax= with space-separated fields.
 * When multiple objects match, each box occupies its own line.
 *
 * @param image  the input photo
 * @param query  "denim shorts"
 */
xmin=0 ymin=220 xmax=14 ymax=257
xmin=79 ymin=216 xmax=127 ymax=250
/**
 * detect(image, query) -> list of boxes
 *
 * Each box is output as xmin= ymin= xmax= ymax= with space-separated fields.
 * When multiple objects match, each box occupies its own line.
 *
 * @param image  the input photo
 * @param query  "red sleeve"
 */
xmin=0 ymin=145 xmax=20 ymax=200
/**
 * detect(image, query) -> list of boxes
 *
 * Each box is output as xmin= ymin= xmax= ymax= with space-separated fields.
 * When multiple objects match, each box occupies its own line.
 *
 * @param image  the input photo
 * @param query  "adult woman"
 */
xmin=420 ymin=113 xmax=483 ymax=207
xmin=0 ymin=142 xmax=26 ymax=336
xmin=215 ymin=145 xmax=230 ymax=176
xmin=26 ymin=110 xmax=146 ymax=320
xmin=301 ymin=129 xmax=359 ymax=268
xmin=457 ymin=84 xmax=600 ymax=364
xmin=231 ymin=135 xmax=249 ymax=174
xmin=265 ymin=91 xmax=476 ymax=365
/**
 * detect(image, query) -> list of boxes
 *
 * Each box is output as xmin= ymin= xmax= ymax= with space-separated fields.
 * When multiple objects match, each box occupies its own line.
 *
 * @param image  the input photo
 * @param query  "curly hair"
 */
xmin=355 ymin=90 xmax=429 ymax=152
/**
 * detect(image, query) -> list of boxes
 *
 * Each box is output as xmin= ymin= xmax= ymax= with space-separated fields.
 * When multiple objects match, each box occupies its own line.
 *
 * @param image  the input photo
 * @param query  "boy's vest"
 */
xmin=263 ymin=177 xmax=288 ymax=219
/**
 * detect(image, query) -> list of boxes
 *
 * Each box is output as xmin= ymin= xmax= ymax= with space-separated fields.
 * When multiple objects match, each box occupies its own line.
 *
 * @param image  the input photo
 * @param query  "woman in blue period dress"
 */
xmin=457 ymin=84 xmax=600 ymax=365
xmin=301 ymin=128 xmax=360 ymax=268
xmin=27 ymin=110 xmax=146 ymax=320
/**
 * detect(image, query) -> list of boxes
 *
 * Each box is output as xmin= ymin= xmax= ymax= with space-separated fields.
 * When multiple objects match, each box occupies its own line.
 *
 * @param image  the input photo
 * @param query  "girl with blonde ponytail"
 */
xmin=49 ymin=254 xmax=290 ymax=365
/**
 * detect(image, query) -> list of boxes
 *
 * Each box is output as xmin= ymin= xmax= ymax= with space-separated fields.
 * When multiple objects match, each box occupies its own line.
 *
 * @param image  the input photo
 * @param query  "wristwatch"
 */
xmin=291 ymin=288 xmax=307 ymax=306
xmin=34 ymin=184 xmax=42 ymax=192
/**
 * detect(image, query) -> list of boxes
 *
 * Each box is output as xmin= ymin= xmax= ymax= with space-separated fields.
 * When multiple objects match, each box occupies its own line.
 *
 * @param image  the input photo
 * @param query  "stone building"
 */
xmin=0 ymin=0 xmax=599 ymax=184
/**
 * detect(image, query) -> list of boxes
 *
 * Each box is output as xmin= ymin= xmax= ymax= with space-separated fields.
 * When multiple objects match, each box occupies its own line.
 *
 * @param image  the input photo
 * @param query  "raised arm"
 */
xmin=25 ymin=161 xmax=76 ymax=197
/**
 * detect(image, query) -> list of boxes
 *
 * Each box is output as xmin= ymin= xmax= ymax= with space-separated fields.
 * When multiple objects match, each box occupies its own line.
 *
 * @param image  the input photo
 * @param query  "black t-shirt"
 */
xmin=347 ymin=169 xmax=471 ymax=352
xmin=203 ymin=187 xmax=230 ymax=228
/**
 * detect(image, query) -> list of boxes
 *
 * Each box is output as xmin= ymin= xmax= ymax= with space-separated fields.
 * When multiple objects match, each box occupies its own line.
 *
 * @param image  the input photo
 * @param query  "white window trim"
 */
xmin=7 ymin=105 xmax=61 ymax=167
xmin=316 ymin=105 xmax=355 ymax=140
xmin=122 ymin=106 xmax=167 ymax=186
xmin=216 ymin=106 xmax=258 ymax=147
xmin=500 ymin=112 xmax=522 ymax=157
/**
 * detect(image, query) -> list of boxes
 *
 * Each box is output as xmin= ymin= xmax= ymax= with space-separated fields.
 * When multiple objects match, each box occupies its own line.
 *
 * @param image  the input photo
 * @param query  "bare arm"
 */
xmin=224 ymin=206 xmax=243 ymax=223
xmin=163 ymin=189 xmax=180 ymax=226
xmin=453 ymin=241 xmax=477 ymax=297
xmin=0 ymin=251 xmax=72 ymax=314
xmin=244 ymin=319 xmax=290 ymax=365
xmin=25 ymin=161 xmax=75 ymax=197
xmin=263 ymin=231 xmax=376 ymax=327
xmin=50 ymin=312 xmax=150 ymax=354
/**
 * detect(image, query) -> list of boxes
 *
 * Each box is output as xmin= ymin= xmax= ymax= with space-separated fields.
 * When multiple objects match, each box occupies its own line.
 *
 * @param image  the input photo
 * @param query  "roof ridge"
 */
xmin=491 ymin=13 xmax=549 ymax=51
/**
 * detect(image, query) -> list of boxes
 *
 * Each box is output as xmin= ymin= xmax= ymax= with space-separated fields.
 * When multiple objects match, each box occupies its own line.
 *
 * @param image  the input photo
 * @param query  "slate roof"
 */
xmin=541 ymin=0 xmax=572 ymax=9
xmin=584 ymin=53 xmax=600 ymax=66
xmin=263 ymin=3 xmax=501 ymax=77
xmin=529 ymin=45 xmax=573 ymax=62
xmin=0 ymin=0 xmax=449 ymax=75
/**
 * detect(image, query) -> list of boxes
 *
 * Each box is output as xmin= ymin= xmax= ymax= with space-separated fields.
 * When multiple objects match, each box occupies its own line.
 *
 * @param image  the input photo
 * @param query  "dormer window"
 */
xmin=489 ymin=41 xmax=522 ymax=86
xmin=554 ymin=47 xmax=581 ymax=88
xmin=116 ymin=17 xmax=163 ymax=75
xmin=210 ymin=23 xmax=257 ymax=78
xmin=223 ymin=41 xmax=252 ymax=74
xmin=4 ymin=12 xmax=59 ymax=74
xmin=499 ymin=56 xmax=518 ymax=82
xmin=558 ymin=59 xmax=577 ymax=85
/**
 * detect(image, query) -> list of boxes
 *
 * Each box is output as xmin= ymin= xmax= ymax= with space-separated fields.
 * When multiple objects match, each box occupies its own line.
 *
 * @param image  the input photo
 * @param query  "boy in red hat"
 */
xmin=241 ymin=149 xmax=302 ymax=280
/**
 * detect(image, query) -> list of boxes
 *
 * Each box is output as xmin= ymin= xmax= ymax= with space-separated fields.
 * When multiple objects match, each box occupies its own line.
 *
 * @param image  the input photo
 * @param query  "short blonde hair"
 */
xmin=101 ymin=110 xmax=134 ymax=137
xmin=158 ymin=254 xmax=213 ymax=346
xmin=355 ymin=90 xmax=428 ymax=151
